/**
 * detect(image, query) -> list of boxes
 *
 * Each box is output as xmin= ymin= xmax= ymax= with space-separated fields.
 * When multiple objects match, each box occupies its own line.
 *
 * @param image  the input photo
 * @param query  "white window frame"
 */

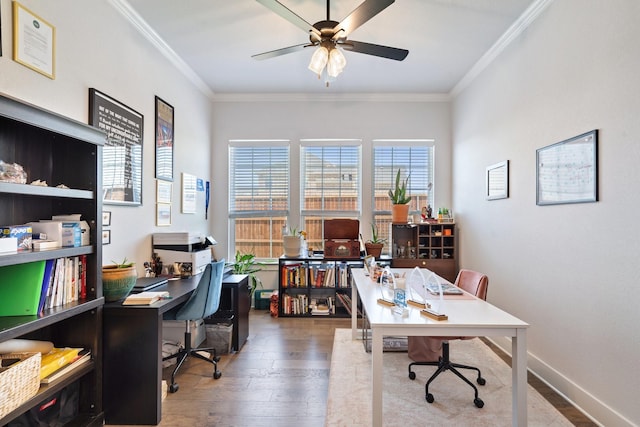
xmin=228 ymin=140 xmax=290 ymax=259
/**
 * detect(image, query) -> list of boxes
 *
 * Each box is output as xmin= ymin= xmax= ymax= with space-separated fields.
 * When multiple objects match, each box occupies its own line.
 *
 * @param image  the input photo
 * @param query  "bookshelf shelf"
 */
xmin=0 ymin=94 xmax=105 ymax=426
xmin=390 ymin=223 xmax=457 ymax=282
xmin=277 ymin=255 xmax=389 ymax=318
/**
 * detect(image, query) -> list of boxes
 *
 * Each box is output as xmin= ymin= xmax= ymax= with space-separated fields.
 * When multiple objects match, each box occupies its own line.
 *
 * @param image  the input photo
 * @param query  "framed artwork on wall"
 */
xmin=102 ymin=229 xmax=111 ymax=245
xmin=155 ymin=96 xmax=174 ymax=181
xmin=156 ymin=180 xmax=172 ymax=204
xmin=89 ymin=88 xmax=143 ymax=206
xmin=486 ymin=160 xmax=509 ymax=200
xmin=156 ymin=203 xmax=171 ymax=226
xmin=181 ymin=172 xmax=197 ymax=214
xmin=12 ymin=2 xmax=55 ymax=79
xmin=102 ymin=211 xmax=112 ymax=226
xmin=536 ymin=130 xmax=598 ymax=206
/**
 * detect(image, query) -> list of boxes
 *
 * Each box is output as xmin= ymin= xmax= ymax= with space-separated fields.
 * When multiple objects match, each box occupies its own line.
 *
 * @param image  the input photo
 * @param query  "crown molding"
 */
xmin=108 ymin=0 xmax=215 ymax=100
xmin=211 ymin=93 xmax=451 ymax=103
xmin=450 ymin=0 xmax=554 ymax=97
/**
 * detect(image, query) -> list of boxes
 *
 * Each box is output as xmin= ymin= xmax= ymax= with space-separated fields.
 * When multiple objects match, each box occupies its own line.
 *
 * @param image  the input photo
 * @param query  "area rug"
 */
xmin=326 ymin=329 xmax=573 ymax=427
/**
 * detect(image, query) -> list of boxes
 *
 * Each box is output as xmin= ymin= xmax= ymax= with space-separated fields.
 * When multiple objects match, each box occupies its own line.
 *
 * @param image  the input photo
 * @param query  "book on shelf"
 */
xmin=32 ymin=239 xmax=61 ymax=250
xmin=40 ymin=349 xmax=91 ymax=384
xmin=40 ymin=347 xmax=84 ymax=379
xmin=122 ymin=291 xmax=170 ymax=305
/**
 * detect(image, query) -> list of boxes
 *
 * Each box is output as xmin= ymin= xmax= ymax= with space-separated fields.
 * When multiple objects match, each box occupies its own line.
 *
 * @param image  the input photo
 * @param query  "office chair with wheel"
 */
xmin=407 ymin=269 xmax=489 ymax=408
xmin=162 ymin=260 xmax=225 ymax=393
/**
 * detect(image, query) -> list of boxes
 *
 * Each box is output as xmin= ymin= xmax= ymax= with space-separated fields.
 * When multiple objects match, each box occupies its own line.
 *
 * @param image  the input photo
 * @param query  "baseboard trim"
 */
xmin=488 ymin=337 xmax=635 ymax=427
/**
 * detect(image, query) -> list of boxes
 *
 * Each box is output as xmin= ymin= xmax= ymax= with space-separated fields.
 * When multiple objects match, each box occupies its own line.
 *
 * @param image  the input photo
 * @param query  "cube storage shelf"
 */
xmin=278 ymin=256 xmax=365 ymax=318
xmin=0 ymin=94 xmax=105 ymax=426
xmin=390 ymin=223 xmax=457 ymax=283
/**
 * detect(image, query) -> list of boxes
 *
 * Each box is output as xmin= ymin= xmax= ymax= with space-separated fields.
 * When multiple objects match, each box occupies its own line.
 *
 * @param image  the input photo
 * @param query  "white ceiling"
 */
xmin=119 ymin=0 xmax=538 ymax=96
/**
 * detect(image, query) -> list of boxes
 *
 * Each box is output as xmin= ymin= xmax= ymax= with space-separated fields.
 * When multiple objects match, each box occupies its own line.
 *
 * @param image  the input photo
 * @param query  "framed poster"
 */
xmin=12 ymin=2 xmax=55 ymax=79
xmin=486 ymin=160 xmax=509 ymax=200
xmin=102 ymin=229 xmax=111 ymax=245
xmin=536 ymin=130 xmax=598 ymax=206
xmin=181 ymin=172 xmax=197 ymax=214
xmin=156 ymin=203 xmax=171 ymax=226
xmin=155 ymin=96 xmax=174 ymax=181
xmin=156 ymin=180 xmax=172 ymax=204
xmin=89 ymin=88 xmax=143 ymax=206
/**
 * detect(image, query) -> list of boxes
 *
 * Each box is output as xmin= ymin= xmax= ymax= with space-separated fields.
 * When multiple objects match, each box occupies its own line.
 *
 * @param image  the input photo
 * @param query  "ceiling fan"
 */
xmin=253 ymin=0 xmax=409 ymax=83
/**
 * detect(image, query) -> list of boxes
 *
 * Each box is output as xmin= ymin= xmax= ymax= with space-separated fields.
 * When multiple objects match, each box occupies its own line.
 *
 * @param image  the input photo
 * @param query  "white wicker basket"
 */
xmin=0 ymin=352 xmax=41 ymax=419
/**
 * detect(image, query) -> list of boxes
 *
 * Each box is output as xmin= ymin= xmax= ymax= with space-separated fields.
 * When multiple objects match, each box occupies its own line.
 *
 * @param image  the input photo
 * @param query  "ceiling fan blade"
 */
xmin=342 ymin=40 xmax=409 ymax=61
xmin=256 ymin=0 xmax=321 ymax=37
xmin=332 ymin=0 xmax=395 ymax=38
xmin=252 ymin=43 xmax=311 ymax=60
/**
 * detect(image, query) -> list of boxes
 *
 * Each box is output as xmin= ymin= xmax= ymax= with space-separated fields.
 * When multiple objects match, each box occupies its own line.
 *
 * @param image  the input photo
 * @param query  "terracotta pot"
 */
xmin=365 ymin=243 xmax=384 ymax=258
xmin=392 ymin=204 xmax=410 ymax=223
xmin=102 ymin=265 xmax=137 ymax=302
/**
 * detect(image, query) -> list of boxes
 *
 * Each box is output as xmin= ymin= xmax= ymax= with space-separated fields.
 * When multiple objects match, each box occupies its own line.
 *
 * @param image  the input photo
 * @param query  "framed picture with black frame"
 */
xmin=89 ymin=88 xmax=143 ymax=206
xmin=155 ymin=96 xmax=174 ymax=181
xmin=536 ymin=130 xmax=598 ymax=206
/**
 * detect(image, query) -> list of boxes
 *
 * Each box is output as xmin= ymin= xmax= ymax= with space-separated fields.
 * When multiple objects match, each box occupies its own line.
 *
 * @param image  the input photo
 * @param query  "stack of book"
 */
xmin=40 ymin=347 xmax=91 ymax=384
xmin=122 ymin=291 xmax=170 ymax=305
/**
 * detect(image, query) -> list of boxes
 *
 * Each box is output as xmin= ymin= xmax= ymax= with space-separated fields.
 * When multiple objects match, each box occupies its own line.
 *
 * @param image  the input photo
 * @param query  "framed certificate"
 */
xmin=12 ymin=2 xmax=55 ymax=79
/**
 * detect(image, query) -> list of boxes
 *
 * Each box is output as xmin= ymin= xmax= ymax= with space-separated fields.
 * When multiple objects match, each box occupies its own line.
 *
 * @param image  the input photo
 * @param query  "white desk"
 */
xmin=350 ymin=268 xmax=529 ymax=427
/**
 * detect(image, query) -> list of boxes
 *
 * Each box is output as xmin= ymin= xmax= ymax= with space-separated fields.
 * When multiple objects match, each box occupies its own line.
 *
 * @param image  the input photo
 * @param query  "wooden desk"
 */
xmin=102 ymin=273 xmax=248 ymax=425
xmin=350 ymin=268 xmax=529 ymax=427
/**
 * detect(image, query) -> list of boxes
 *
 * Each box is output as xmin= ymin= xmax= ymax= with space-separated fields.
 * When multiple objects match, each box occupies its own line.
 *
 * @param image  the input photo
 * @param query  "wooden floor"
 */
xmin=153 ymin=310 xmax=596 ymax=427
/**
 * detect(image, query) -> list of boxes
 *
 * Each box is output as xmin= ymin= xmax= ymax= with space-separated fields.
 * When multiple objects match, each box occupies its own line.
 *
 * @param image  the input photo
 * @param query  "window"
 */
xmin=229 ymin=141 xmax=289 ymax=259
xmin=300 ymin=141 xmax=362 ymax=250
xmin=372 ymin=141 xmax=435 ymax=249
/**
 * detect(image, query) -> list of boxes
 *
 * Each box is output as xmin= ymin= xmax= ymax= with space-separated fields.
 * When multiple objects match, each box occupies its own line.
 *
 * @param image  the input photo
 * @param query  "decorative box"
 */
xmin=324 ymin=219 xmax=361 ymax=259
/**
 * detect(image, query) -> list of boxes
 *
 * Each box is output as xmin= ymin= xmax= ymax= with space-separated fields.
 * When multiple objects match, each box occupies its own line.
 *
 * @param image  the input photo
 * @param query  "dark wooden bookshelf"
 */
xmin=0 ymin=94 xmax=105 ymax=426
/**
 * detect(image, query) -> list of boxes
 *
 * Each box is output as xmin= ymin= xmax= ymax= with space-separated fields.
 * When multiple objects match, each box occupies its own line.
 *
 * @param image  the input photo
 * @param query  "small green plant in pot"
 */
xmin=364 ymin=223 xmax=386 ymax=258
xmin=388 ymin=169 xmax=411 ymax=223
xmin=102 ymin=258 xmax=137 ymax=302
xmin=229 ymin=251 xmax=264 ymax=298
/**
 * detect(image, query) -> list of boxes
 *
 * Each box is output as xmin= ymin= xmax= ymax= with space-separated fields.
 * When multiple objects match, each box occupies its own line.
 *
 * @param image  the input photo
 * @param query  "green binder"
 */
xmin=0 ymin=261 xmax=46 ymax=316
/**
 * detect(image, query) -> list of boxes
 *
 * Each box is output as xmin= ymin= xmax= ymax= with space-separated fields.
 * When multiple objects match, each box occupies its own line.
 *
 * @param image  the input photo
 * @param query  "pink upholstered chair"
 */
xmin=407 ymin=269 xmax=489 ymax=408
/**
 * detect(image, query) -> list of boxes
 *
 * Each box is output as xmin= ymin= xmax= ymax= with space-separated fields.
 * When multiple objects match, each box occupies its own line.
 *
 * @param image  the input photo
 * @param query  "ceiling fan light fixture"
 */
xmin=308 ymin=45 xmax=329 ymax=76
xmin=327 ymin=46 xmax=346 ymax=78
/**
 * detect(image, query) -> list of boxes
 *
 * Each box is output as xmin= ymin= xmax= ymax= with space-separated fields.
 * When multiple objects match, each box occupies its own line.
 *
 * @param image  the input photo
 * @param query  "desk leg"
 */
xmin=371 ymin=328 xmax=384 ymax=427
xmin=351 ymin=284 xmax=359 ymax=340
xmin=512 ymin=328 xmax=528 ymax=426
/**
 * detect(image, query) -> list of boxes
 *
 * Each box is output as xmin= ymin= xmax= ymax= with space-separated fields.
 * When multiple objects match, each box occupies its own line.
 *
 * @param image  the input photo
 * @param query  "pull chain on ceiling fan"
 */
xmin=253 ymin=0 xmax=409 ymax=86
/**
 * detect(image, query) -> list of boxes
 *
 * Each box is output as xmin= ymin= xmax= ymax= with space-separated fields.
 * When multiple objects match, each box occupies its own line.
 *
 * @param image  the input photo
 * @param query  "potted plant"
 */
xmin=229 ymin=251 xmax=264 ymax=298
xmin=388 ymin=169 xmax=411 ymax=223
xmin=283 ymin=226 xmax=304 ymax=257
xmin=102 ymin=258 xmax=137 ymax=302
xmin=364 ymin=223 xmax=386 ymax=258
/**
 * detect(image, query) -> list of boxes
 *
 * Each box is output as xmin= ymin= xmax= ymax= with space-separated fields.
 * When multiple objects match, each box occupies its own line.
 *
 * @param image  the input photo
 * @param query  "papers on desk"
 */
xmin=122 ymin=291 xmax=170 ymax=305
xmin=425 ymin=282 xmax=463 ymax=295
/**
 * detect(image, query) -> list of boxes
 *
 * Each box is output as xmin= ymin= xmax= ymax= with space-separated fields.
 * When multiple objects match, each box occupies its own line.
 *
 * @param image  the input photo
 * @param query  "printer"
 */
xmin=152 ymin=232 xmax=215 ymax=276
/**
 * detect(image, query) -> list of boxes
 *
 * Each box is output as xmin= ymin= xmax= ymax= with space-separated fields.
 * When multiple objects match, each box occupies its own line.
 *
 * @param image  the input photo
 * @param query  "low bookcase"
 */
xmin=278 ymin=255 xmax=364 ymax=318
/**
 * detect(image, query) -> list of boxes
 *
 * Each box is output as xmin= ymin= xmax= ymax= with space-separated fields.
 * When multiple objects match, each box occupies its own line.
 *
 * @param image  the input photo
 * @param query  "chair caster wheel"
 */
xmin=477 ymin=377 xmax=486 ymax=386
xmin=474 ymin=398 xmax=484 ymax=408
xmin=408 ymin=371 xmax=416 ymax=380
xmin=426 ymin=393 xmax=434 ymax=403
xmin=169 ymin=383 xmax=179 ymax=393
xmin=213 ymin=370 xmax=222 ymax=379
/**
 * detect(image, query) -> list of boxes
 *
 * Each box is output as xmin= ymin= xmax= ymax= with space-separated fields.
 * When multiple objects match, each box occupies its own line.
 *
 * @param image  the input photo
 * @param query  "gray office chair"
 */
xmin=162 ymin=260 xmax=225 ymax=393
xmin=407 ymin=269 xmax=489 ymax=408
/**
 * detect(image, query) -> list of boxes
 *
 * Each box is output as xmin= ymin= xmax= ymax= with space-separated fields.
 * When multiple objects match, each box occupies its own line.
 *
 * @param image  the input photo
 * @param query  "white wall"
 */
xmin=452 ymin=1 xmax=640 ymax=425
xmin=0 ymin=0 xmax=212 ymax=273
xmin=210 ymin=96 xmax=452 ymax=280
